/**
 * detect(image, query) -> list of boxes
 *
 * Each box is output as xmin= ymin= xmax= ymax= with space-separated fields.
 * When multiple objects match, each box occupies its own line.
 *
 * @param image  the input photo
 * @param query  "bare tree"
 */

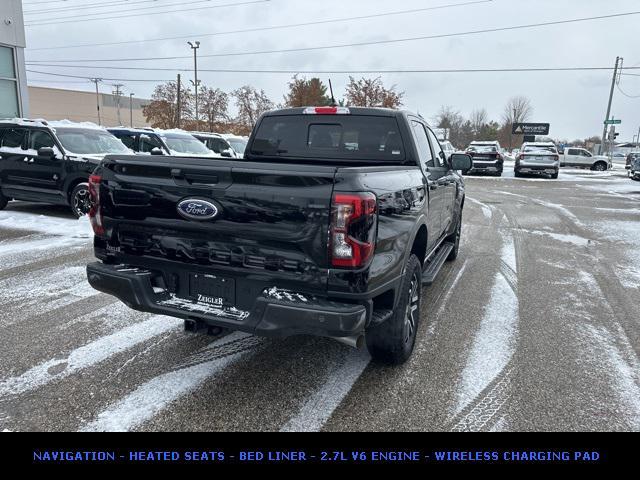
xmin=232 ymin=85 xmax=274 ymax=132
xmin=198 ymin=86 xmax=229 ymax=132
xmin=470 ymin=108 xmax=488 ymax=136
xmin=143 ymin=81 xmax=193 ymax=129
xmin=502 ymin=95 xmax=533 ymax=126
xmin=344 ymin=76 xmax=404 ymax=109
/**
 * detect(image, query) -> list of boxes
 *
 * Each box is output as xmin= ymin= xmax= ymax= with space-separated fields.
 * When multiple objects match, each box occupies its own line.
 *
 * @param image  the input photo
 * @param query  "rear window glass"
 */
xmin=250 ymin=115 xmax=405 ymax=162
xmin=523 ymin=145 xmax=558 ymax=154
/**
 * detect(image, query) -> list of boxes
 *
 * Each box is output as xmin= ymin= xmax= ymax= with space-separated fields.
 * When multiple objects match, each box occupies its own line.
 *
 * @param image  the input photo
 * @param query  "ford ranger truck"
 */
xmin=86 ymin=107 xmax=472 ymax=365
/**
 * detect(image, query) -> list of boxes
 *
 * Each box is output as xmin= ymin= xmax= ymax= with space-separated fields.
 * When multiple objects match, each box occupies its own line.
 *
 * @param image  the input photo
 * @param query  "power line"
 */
xmin=27 ymin=11 xmax=640 ymax=62
xmin=24 ymin=0 xmax=180 ymax=15
xmin=26 ymin=69 xmax=175 ymax=82
xmin=27 ymin=1 xmax=493 ymax=51
xmin=26 ymin=64 xmax=640 ymax=74
xmin=24 ymin=0 xmax=270 ymax=26
xmin=616 ymin=84 xmax=640 ymax=98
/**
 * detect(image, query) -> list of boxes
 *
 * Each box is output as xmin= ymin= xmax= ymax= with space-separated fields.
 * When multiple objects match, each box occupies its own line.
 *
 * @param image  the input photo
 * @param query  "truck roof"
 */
xmin=263 ymin=106 xmax=408 ymax=118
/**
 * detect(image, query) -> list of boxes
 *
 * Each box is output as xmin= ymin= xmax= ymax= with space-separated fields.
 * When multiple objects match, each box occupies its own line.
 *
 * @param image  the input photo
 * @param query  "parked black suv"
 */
xmin=0 ymin=119 xmax=131 ymax=216
xmin=87 ymin=107 xmax=472 ymax=364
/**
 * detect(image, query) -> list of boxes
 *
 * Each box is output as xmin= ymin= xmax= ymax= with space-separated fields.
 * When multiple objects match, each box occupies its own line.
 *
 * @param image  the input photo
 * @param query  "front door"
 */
xmin=410 ymin=120 xmax=444 ymax=251
xmin=21 ymin=129 xmax=66 ymax=202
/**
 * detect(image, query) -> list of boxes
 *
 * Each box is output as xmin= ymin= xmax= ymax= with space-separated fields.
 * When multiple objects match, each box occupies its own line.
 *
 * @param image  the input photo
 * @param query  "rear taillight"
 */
xmin=330 ymin=192 xmax=377 ymax=268
xmin=518 ymin=154 xmax=525 ymax=160
xmin=88 ymin=174 xmax=104 ymax=236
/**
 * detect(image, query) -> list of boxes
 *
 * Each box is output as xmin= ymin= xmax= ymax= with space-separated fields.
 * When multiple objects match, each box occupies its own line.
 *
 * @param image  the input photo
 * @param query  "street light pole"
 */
xmin=129 ymin=93 xmax=135 ymax=127
xmin=188 ymin=41 xmax=201 ymax=127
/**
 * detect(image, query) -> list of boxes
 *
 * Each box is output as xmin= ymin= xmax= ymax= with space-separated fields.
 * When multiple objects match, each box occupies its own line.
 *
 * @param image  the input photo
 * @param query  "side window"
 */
xmin=210 ymin=138 xmax=225 ymax=154
xmin=29 ymin=130 xmax=56 ymax=151
xmin=426 ymin=128 xmax=445 ymax=167
xmin=140 ymin=134 xmax=163 ymax=153
xmin=411 ymin=121 xmax=434 ymax=169
xmin=567 ymin=149 xmax=577 ymax=156
xmin=0 ymin=128 xmax=26 ymax=149
xmin=113 ymin=133 xmax=137 ymax=151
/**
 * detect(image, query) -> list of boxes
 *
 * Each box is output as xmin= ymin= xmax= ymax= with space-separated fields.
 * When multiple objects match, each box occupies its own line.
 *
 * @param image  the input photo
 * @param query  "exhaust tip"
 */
xmin=335 ymin=334 xmax=365 ymax=349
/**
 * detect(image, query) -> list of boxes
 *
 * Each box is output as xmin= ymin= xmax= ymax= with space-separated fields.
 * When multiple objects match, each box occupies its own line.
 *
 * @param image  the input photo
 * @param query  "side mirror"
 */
xmin=450 ymin=153 xmax=472 ymax=173
xmin=221 ymin=149 xmax=233 ymax=158
xmin=38 ymin=147 xmax=55 ymax=158
xmin=150 ymin=147 xmax=164 ymax=156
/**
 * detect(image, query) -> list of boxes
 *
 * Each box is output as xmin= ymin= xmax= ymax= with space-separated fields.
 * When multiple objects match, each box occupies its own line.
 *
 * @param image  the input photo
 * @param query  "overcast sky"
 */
xmin=21 ymin=0 xmax=640 ymax=140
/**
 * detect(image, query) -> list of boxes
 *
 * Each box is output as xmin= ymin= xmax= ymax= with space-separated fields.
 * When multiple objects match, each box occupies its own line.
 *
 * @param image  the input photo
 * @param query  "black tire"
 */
xmin=366 ymin=254 xmax=422 ymax=365
xmin=551 ymin=170 xmax=559 ymax=179
xmin=0 ymin=191 xmax=7 ymax=210
xmin=514 ymin=169 xmax=522 ymax=178
xmin=69 ymin=182 xmax=91 ymax=218
xmin=446 ymin=212 xmax=462 ymax=261
xmin=592 ymin=162 xmax=607 ymax=172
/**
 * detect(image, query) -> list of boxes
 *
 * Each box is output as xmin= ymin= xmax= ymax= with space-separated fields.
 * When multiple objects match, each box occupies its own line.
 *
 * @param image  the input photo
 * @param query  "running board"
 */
xmin=422 ymin=242 xmax=454 ymax=286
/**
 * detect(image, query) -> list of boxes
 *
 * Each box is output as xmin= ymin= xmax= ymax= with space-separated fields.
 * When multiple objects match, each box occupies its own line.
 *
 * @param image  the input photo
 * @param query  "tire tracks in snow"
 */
xmin=447 ymin=202 xmax=523 ymax=432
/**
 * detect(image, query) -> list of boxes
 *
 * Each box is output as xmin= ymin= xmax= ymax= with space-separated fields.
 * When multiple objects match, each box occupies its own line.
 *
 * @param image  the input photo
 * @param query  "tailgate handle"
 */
xmin=170 ymin=169 xmax=219 ymax=186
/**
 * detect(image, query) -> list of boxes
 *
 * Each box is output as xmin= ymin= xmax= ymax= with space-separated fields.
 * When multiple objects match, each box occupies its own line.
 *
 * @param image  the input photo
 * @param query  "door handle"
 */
xmin=24 ymin=157 xmax=29 ymax=163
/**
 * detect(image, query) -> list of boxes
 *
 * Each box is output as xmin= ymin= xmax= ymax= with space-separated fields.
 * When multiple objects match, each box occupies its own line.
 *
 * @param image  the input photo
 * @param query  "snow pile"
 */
xmin=0 ymin=210 xmax=93 ymax=239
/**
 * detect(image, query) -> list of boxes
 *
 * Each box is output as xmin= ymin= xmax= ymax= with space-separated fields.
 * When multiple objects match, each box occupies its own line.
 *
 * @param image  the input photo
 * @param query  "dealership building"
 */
xmin=1 ymin=0 xmax=29 ymax=118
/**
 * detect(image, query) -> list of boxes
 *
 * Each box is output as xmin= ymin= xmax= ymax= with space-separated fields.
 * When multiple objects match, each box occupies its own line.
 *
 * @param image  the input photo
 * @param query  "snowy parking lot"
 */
xmin=0 ymin=165 xmax=638 ymax=432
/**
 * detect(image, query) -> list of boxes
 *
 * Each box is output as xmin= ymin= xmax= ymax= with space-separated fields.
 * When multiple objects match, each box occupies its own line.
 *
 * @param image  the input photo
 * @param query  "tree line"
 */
xmin=143 ymin=76 xmax=403 ymax=136
xmin=143 ymin=77 xmax=599 ymax=148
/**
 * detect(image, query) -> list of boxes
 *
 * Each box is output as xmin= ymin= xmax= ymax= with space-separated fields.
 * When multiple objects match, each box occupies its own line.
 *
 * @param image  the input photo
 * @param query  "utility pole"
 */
xmin=176 ymin=73 xmax=182 ymax=128
xmin=112 ymin=83 xmax=124 ymax=125
xmin=129 ymin=93 xmax=135 ymax=127
xmin=90 ymin=78 xmax=103 ymax=126
xmin=188 ymin=41 xmax=200 ymax=127
xmin=599 ymin=56 xmax=621 ymax=155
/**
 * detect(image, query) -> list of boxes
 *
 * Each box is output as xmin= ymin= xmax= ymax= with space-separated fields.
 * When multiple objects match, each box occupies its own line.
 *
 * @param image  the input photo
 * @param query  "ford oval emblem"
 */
xmin=177 ymin=198 xmax=219 ymax=221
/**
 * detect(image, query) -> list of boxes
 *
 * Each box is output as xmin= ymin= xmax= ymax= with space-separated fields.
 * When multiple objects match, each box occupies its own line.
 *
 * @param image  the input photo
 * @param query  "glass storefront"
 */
xmin=0 ymin=45 xmax=20 ymax=118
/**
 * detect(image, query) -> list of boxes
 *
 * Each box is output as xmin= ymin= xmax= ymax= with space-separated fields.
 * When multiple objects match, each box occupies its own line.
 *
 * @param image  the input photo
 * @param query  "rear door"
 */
xmin=564 ymin=148 xmax=581 ymax=166
xmin=411 ymin=120 xmax=444 ymax=249
xmin=0 ymin=127 xmax=29 ymax=194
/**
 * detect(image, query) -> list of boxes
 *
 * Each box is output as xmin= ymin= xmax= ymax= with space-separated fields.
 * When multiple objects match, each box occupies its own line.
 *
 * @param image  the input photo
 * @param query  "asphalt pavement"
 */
xmin=0 ymin=165 xmax=638 ymax=432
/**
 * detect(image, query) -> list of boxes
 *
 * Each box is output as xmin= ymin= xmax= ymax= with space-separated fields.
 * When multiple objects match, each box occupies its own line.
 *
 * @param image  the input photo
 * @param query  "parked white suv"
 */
xmin=561 ymin=147 xmax=611 ymax=171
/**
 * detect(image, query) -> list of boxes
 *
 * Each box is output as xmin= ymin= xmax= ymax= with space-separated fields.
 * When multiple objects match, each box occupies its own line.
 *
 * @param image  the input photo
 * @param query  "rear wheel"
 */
xmin=592 ymin=161 xmax=607 ymax=172
xmin=514 ymin=169 xmax=522 ymax=178
xmin=0 ymin=191 xmax=7 ymax=210
xmin=70 ymin=182 xmax=91 ymax=218
xmin=551 ymin=170 xmax=559 ymax=179
xmin=366 ymin=254 xmax=422 ymax=365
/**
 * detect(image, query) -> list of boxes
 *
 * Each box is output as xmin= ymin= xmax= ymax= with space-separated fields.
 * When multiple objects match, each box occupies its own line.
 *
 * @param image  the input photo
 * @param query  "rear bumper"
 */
xmin=86 ymin=262 xmax=368 ymax=339
xmin=468 ymin=160 xmax=503 ymax=173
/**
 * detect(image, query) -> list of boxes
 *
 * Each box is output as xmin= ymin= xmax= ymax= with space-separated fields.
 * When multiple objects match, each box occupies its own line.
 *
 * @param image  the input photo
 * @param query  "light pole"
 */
xmin=188 ymin=41 xmax=201 ymax=127
xmin=129 ymin=93 xmax=135 ymax=127
xmin=89 ymin=78 xmax=103 ymax=125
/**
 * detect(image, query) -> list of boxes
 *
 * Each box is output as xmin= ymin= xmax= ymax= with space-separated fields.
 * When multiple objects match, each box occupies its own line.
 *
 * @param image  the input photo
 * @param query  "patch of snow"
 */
xmin=0 ymin=316 xmax=181 ymax=397
xmin=79 ymin=331 xmax=251 ymax=432
xmin=530 ymin=230 xmax=592 ymax=247
xmin=467 ymin=197 xmax=493 ymax=220
xmin=579 ymin=324 xmax=640 ymax=430
xmin=455 ymin=272 xmax=518 ymax=414
xmin=280 ymin=348 xmax=370 ymax=432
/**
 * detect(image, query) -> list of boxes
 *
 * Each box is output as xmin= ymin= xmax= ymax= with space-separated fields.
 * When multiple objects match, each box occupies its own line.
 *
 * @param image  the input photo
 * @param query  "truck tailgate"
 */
xmin=99 ymin=156 xmax=337 ymax=295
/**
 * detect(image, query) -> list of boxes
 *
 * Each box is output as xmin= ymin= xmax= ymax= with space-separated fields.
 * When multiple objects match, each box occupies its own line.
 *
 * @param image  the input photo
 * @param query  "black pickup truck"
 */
xmin=86 ymin=107 xmax=472 ymax=364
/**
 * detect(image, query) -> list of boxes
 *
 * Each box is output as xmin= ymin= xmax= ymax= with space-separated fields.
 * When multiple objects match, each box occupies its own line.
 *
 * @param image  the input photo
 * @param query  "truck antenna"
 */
xmin=328 ymin=79 xmax=337 ymax=106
